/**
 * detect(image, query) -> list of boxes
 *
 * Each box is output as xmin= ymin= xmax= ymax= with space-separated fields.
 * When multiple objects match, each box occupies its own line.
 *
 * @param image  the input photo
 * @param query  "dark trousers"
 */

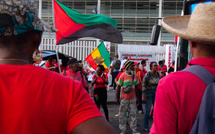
xmin=137 ymin=89 xmax=143 ymax=111
xmin=112 ymin=71 xmax=119 ymax=90
xmin=94 ymin=87 xmax=109 ymax=121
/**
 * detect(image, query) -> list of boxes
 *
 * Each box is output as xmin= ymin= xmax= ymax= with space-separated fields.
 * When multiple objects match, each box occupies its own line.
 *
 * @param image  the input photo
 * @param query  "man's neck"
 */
xmin=126 ymin=70 xmax=133 ymax=75
xmin=70 ymin=69 xmax=77 ymax=73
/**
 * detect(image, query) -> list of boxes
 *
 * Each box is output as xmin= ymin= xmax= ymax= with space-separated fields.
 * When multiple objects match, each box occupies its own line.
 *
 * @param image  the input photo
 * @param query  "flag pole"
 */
xmin=38 ymin=0 xmax=42 ymax=19
xmin=52 ymin=0 xmax=57 ymax=46
xmin=53 ymin=0 xmax=61 ymax=74
xmin=96 ymin=0 xmax=101 ymax=46
xmin=97 ymin=0 xmax=101 ymax=14
xmin=52 ymin=0 xmax=56 ymax=29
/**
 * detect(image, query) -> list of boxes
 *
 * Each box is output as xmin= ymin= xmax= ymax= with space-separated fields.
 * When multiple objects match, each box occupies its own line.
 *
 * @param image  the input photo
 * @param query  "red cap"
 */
xmin=134 ymin=62 xmax=139 ymax=65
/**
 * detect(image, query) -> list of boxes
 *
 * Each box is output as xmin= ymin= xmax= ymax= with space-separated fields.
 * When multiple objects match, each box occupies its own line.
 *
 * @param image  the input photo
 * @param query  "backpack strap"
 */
xmin=183 ymin=65 xmax=215 ymax=85
xmin=183 ymin=65 xmax=215 ymax=134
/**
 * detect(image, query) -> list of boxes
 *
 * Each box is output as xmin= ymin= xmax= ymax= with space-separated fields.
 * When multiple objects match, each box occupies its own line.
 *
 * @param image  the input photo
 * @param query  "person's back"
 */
xmin=150 ymin=3 xmax=215 ymax=134
xmin=151 ymin=59 xmax=215 ymax=133
xmin=0 ymin=65 xmax=102 ymax=134
xmin=0 ymin=1 xmax=118 ymax=133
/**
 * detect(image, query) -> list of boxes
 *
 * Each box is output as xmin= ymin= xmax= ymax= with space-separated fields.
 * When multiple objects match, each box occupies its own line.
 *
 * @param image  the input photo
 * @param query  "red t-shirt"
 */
xmin=0 ymin=65 xmax=102 ymax=134
xmin=60 ymin=65 xmax=69 ymax=72
xmin=62 ymin=70 xmax=87 ymax=88
xmin=92 ymin=74 xmax=108 ymax=89
xmin=135 ymin=69 xmax=144 ymax=89
xmin=157 ymin=65 xmax=167 ymax=72
xmin=142 ymin=67 xmax=147 ymax=77
xmin=45 ymin=61 xmax=58 ymax=68
xmin=117 ymin=72 xmax=139 ymax=99
xmin=115 ymin=71 xmax=124 ymax=81
xmin=150 ymin=58 xmax=215 ymax=134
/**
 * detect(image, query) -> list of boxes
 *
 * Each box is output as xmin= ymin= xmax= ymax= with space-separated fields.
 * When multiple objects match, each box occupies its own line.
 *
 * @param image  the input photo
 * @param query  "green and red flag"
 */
xmin=53 ymin=0 xmax=123 ymax=45
xmin=85 ymin=41 xmax=110 ymax=73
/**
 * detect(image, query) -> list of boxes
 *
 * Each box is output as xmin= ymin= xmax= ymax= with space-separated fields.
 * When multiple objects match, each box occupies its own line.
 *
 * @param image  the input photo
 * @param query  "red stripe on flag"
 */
xmin=85 ymin=54 xmax=97 ymax=70
xmin=54 ymin=0 xmax=86 ymax=44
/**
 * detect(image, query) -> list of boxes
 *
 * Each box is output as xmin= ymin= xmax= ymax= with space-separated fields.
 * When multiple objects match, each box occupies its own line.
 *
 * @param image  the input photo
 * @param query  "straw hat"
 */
xmin=162 ymin=3 xmax=215 ymax=44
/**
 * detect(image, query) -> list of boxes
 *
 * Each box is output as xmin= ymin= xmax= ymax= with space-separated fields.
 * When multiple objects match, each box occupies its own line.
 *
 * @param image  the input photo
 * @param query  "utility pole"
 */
xmin=158 ymin=0 xmax=162 ymax=46
xmin=39 ymin=0 xmax=42 ymax=19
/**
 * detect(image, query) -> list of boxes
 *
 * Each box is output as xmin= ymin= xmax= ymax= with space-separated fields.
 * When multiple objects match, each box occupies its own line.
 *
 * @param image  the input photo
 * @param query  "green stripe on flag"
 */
xmin=55 ymin=0 xmax=117 ymax=27
xmin=97 ymin=41 xmax=111 ymax=67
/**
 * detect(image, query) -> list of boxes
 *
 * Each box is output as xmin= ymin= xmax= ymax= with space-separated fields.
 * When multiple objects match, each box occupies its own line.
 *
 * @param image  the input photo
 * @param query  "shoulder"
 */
xmin=26 ymin=65 xmax=77 ymax=90
xmin=119 ymin=72 xmax=126 ymax=78
xmin=158 ymin=70 xmax=206 ymax=94
xmin=104 ymin=74 xmax=108 ymax=78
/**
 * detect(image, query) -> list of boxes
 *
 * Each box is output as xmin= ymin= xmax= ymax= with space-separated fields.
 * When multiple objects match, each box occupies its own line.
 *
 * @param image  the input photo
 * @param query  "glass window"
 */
xmin=137 ymin=2 xmax=149 ymax=17
xmin=149 ymin=2 xmax=159 ymax=17
xmin=101 ymin=2 xmax=111 ymax=16
xmin=124 ymin=2 xmax=136 ymax=17
xmin=123 ymin=18 xmax=136 ymax=40
xmin=74 ymin=2 xmax=85 ymax=13
xmin=86 ymin=2 xmax=97 ymax=14
xmin=111 ymin=2 xmax=123 ymax=17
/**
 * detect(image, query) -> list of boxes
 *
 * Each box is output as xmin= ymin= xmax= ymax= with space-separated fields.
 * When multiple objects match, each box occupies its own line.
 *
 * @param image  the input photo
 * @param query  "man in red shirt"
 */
xmin=150 ymin=3 xmax=215 ymax=134
xmin=140 ymin=60 xmax=147 ymax=77
xmin=134 ymin=62 xmax=145 ymax=114
xmin=0 ymin=1 xmax=117 ymax=134
xmin=63 ymin=58 xmax=88 ymax=89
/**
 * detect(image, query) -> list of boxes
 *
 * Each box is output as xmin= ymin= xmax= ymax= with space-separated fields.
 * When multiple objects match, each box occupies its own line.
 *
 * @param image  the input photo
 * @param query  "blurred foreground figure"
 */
xmin=151 ymin=3 xmax=215 ymax=134
xmin=0 ymin=0 xmax=117 ymax=134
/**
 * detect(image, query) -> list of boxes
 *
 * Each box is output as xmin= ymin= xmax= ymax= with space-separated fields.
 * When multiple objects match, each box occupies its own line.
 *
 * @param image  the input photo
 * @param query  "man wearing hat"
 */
xmin=0 ymin=0 xmax=117 ymax=134
xmin=150 ymin=3 xmax=215 ymax=134
xmin=134 ymin=62 xmax=145 ymax=114
xmin=63 ymin=58 xmax=88 ymax=91
xmin=116 ymin=60 xmax=140 ymax=134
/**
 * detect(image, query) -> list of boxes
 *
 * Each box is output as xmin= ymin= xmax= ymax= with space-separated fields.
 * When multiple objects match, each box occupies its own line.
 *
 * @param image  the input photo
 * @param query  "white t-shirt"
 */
xmin=87 ymin=67 xmax=95 ymax=81
xmin=120 ymin=59 xmax=127 ymax=70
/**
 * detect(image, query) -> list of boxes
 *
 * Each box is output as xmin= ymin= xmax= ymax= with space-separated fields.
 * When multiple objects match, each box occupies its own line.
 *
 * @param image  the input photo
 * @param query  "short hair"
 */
xmin=150 ymin=61 xmax=157 ymax=70
xmin=0 ymin=31 xmax=42 ymax=51
xmin=97 ymin=65 xmax=105 ymax=72
xmin=141 ymin=60 xmax=146 ymax=65
xmin=158 ymin=60 xmax=163 ymax=65
xmin=115 ymin=54 xmax=119 ymax=58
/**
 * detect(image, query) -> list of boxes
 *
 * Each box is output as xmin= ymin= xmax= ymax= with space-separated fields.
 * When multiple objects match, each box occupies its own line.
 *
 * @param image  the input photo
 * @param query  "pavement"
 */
xmin=99 ymin=87 xmax=153 ymax=134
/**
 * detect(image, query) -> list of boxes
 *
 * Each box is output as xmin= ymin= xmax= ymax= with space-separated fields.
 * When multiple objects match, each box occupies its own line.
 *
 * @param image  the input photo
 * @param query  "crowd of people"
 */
xmin=1 ymin=1 xmax=214 ymax=134
xmin=37 ymin=51 xmax=176 ymax=134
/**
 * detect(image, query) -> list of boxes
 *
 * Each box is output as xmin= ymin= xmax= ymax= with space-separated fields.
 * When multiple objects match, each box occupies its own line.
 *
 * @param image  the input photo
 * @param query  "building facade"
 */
xmin=39 ymin=0 xmax=183 ymax=55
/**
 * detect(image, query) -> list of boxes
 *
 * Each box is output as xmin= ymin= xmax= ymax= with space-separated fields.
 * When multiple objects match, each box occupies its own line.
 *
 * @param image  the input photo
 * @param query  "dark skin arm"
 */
xmin=91 ymin=76 xmax=97 ymax=86
xmin=70 ymin=117 xmax=118 ymax=134
xmin=101 ymin=73 xmax=108 ymax=85
xmin=115 ymin=84 xmax=121 ymax=105
xmin=92 ymin=73 xmax=108 ymax=86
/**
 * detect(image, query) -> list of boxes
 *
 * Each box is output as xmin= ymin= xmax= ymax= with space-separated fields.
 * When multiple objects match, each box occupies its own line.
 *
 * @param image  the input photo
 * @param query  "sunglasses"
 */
xmin=153 ymin=65 xmax=158 ymax=67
